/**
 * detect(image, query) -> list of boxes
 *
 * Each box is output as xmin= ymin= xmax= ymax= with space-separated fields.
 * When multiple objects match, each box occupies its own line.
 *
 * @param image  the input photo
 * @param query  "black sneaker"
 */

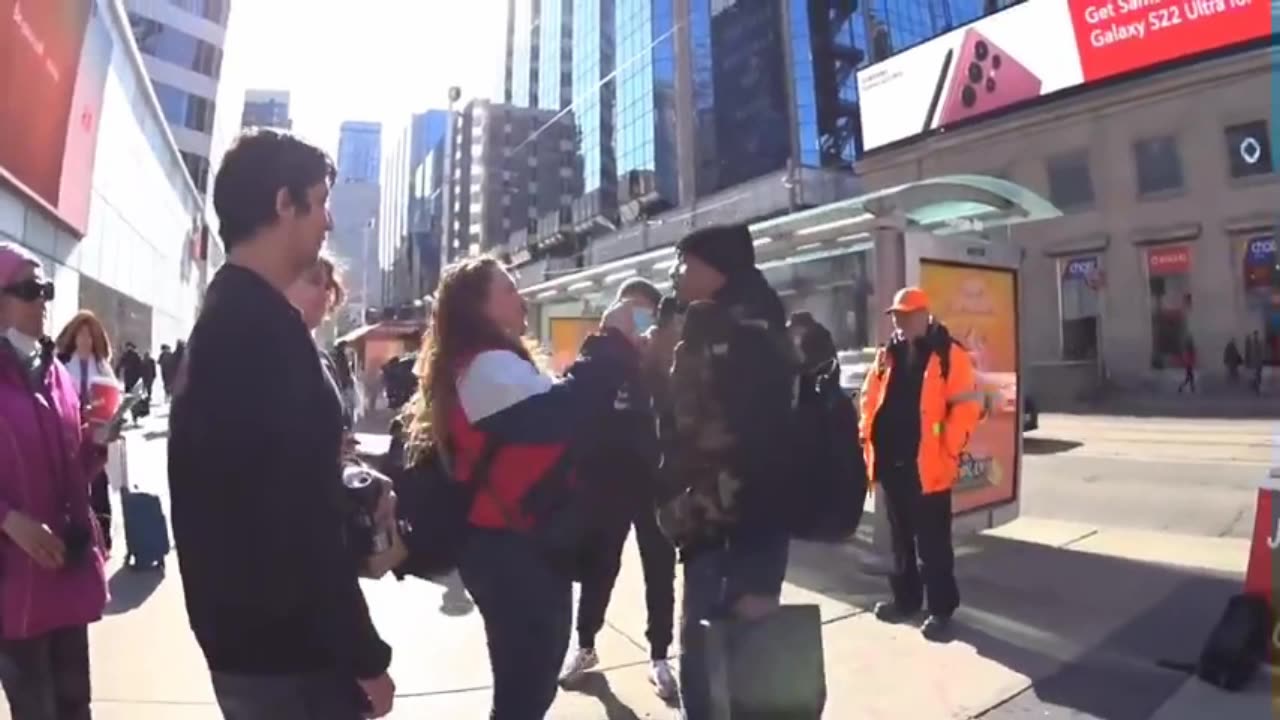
xmin=920 ymin=614 xmax=953 ymax=642
xmin=872 ymin=601 xmax=917 ymax=623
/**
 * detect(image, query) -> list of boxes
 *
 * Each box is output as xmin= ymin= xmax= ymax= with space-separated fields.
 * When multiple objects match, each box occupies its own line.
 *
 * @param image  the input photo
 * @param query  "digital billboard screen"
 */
xmin=856 ymin=0 xmax=1271 ymax=153
xmin=0 ymin=0 xmax=110 ymax=235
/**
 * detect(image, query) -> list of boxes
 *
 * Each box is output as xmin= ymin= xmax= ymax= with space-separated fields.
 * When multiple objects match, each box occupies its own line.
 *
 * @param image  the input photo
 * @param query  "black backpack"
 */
xmin=382 ymin=422 xmax=501 ymax=581
xmin=788 ymin=360 xmax=868 ymax=542
xmin=1196 ymin=593 xmax=1272 ymax=691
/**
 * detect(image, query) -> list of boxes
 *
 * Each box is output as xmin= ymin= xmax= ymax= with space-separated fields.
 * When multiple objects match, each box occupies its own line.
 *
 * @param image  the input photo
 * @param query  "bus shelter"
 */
xmin=520 ymin=174 xmax=1061 ymax=537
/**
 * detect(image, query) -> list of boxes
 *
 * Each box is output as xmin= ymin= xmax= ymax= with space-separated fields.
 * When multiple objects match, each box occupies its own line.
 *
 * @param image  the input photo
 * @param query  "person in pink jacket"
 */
xmin=0 ymin=241 xmax=110 ymax=719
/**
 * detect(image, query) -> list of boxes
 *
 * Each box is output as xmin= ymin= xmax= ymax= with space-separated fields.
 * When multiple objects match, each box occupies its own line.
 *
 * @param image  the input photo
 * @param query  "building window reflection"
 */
xmin=152 ymin=82 xmax=217 ymax=134
xmin=128 ymin=15 xmax=224 ymax=79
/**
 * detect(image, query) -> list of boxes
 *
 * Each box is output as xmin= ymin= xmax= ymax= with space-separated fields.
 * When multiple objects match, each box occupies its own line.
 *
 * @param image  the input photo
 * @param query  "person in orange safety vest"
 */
xmin=858 ymin=287 xmax=984 ymax=641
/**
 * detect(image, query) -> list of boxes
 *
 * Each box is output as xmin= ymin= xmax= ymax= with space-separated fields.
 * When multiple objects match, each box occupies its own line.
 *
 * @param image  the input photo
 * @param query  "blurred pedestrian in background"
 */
xmin=55 ymin=310 xmax=119 ymax=553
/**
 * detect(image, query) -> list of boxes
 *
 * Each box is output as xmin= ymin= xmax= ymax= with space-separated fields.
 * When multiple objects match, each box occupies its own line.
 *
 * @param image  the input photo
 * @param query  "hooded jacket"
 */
xmin=0 ymin=339 xmax=108 ymax=640
xmin=662 ymin=269 xmax=797 ymax=552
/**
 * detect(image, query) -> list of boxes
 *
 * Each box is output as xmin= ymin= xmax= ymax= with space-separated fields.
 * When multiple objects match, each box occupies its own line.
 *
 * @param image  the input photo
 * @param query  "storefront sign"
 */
xmin=1247 ymin=236 xmax=1276 ymax=263
xmin=919 ymin=260 xmax=1019 ymax=515
xmin=548 ymin=316 xmax=598 ymax=374
xmin=1062 ymin=256 xmax=1099 ymax=280
xmin=1147 ymin=245 xmax=1191 ymax=276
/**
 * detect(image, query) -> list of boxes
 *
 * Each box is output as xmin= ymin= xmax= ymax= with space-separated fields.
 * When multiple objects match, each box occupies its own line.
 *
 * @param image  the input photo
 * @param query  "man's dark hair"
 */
xmin=616 ymin=277 xmax=662 ymax=308
xmin=213 ymin=129 xmax=336 ymax=250
xmin=656 ymin=296 xmax=679 ymax=328
xmin=788 ymin=311 xmax=817 ymax=329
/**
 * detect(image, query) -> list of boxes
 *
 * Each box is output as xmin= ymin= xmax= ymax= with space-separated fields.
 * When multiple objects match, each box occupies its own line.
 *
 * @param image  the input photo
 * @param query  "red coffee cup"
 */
xmin=87 ymin=378 xmax=122 ymax=425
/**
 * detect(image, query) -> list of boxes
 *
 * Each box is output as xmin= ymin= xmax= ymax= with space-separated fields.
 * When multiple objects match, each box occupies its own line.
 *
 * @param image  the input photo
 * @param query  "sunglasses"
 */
xmin=2 ymin=278 xmax=55 ymax=302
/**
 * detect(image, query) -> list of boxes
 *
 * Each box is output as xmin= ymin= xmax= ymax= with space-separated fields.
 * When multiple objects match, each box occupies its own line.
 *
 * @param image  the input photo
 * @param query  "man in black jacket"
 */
xmin=560 ymin=278 xmax=678 ymax=700
xmin=167 ymin=130 xmax=395 ymax=719
xmin=662 ymin=224 xmax=798 ymax=720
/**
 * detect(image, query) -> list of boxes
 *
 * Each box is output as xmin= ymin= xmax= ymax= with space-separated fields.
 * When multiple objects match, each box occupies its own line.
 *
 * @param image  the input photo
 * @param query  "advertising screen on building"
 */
xmin=0 ymin=0 xmax=108 ymax=234
xmin=919 ymin=260 xmax=1020 ymax=515
xmin=857 ymin=0 xmax=1271 ymax=152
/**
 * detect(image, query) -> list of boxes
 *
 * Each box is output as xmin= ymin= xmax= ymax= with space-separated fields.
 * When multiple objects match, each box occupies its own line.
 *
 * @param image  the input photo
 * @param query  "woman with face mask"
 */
xmin=54 ymin=311 xmax=120 ymax=554
xmin=0 ymin=242 xmax=110 ymax=719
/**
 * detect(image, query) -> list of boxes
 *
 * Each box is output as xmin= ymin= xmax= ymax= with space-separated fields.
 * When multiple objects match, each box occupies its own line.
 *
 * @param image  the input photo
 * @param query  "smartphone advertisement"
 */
xmin=0 ymin=0 xmax=106 ymax=234
xmin=918 ymin=260 xmax=1020 ymax=515
xmin=856 ymin=0 xmax=1271 ymax=152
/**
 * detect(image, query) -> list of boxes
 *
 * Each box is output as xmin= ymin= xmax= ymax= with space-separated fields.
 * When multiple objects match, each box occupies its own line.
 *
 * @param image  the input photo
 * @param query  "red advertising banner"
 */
xmin=1147 ymin=245 xmax=1191 ymax=275
xmin=856 ymin=0 xmax=1270 ymax=152
xmin=1069 ymin=0 xmax=1267 ymax=82
xmin=0 ymin=0 xmax=108 ymax=235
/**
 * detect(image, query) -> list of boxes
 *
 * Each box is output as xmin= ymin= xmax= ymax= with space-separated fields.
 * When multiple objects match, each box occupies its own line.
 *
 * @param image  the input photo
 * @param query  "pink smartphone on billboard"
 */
xmin=931 ymin=28 xmax=1042 ymax=129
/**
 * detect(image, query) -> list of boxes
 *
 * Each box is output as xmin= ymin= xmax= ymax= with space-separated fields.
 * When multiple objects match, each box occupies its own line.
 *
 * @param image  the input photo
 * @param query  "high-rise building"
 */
xmin=336 ymin=121 xmax=382 ymax=185
xmin=241 ymin=89 xmax=292 ymax=130
xmin=445 ymin=100 xmax=577 ymax=265
xmin=613 ymin=0 xmax=679 ymax=221
xmin=378 ymin=111 xmax=449 ymax=305
xmin=124 ymin=0 xmax=232 ymax=193
xmin=567 ymin=0 xmax=617 ymax=235
xmin=537 ymin=0 xmax=574 ymax=110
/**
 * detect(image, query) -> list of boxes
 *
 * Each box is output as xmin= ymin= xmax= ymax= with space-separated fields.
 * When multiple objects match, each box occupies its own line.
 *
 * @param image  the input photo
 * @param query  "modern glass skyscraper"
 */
xmin=691 ymin=0 xmax=791 ymax=196
xmin=511 ymin=0 xmax=539 ymax=107
xmin=614 ymin=0 xmax=678 ymax=216
xmin=538 ymin=0 xmax=574 ymax=109
xmin=336 ymin=121 xmax=382 ymax=185
xmin=570 ymin=0 xmax=618 ymax=228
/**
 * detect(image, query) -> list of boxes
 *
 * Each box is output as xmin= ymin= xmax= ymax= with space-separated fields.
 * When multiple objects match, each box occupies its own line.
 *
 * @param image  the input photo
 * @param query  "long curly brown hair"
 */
xmin=55 ymin=310 xmax=113 ymax=362
xmin=403 ymin=256 xmax=541 ymax=460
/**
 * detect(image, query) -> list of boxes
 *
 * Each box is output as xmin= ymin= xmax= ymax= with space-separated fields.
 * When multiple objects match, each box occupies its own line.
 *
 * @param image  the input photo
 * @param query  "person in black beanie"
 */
xmin=660 ymin=223 xmax=800 ymax=720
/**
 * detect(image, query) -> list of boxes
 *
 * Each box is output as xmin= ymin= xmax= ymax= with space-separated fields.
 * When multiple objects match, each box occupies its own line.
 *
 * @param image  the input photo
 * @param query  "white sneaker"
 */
xmin=649 ymin=659 xmax=679 ymax=701
xmin=558 ymin=647 xmax=599 ymax=686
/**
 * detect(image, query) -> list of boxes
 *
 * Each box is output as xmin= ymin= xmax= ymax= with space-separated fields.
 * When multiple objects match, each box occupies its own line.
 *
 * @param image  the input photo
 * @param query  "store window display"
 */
xmin=1146 ymin=245 xmax=1192 ymax=369
xmin=1058 ymin=256 xmax=1101 ymax=361
xmin=1242 ymin=235 xmax=1279 ymax=366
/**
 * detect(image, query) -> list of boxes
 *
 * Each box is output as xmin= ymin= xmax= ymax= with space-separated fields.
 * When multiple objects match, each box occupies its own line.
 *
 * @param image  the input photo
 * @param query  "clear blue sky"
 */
xmin=231 ymin=0 xmax=505 ymax=153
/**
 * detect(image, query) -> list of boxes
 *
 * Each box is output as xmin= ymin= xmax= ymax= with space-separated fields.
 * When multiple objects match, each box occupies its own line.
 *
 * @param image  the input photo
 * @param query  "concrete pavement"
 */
xmin=3 ymin=412 xmax=1275 ymax=718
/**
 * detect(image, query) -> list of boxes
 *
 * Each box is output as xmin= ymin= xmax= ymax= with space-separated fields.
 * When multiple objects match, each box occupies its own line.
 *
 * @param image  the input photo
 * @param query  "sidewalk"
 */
xmin=3 ymin=420 xmax=1273 ymax=718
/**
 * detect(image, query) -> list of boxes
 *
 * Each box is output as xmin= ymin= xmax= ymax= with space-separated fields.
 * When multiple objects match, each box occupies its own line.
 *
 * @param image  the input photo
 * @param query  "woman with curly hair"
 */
xmin=55 ymin=310 xmax=119 ymax=552
xmin=400 ymin=256 xmax=642 ymax=718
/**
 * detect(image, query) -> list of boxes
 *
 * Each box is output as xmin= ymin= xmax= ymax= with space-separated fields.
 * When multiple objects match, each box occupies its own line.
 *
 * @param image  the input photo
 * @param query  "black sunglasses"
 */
xmin=2 ymin=278 xmax=55 ymax=302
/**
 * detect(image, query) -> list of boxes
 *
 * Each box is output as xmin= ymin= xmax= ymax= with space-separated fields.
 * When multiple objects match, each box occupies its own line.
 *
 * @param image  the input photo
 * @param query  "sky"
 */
xmin=228 ymin=0 xmax=506 ymax=155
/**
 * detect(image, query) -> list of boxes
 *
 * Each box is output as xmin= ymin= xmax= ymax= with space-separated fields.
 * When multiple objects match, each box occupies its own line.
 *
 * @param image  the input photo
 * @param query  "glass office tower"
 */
xmin=570 ymin=0 xmax=618 ymax=227
xmin=614 ymin=0 xmax=678 ymax=217
xmin=539 ymin=0 xmax=574 ymax=110
xmin=511 ymin=0 xmax=538 ymax=106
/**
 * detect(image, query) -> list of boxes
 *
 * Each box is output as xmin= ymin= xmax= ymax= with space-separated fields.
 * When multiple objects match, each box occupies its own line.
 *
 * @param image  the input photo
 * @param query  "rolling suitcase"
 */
xmin=121 ymin=488 xmax=170 ymax=570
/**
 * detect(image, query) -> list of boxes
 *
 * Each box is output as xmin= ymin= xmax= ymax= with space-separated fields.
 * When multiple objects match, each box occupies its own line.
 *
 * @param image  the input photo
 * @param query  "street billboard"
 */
xmin=856 ymin=0 xmax=1272 ymax=153
xmin=0 ymin=0 xmax=110 ymax=234
xmin=919 ymin=260 xmax=1020 ymax=515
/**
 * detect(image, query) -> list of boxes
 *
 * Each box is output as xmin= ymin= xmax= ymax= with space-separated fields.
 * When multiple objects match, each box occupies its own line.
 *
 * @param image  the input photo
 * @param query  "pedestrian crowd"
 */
xmin=0 ymin=129 xmax=989 ymax=720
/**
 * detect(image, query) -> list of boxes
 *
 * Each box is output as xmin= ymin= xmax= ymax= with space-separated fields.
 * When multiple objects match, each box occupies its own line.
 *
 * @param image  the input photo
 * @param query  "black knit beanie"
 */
xmin=676 ymin=223 xmax=755 ymax=277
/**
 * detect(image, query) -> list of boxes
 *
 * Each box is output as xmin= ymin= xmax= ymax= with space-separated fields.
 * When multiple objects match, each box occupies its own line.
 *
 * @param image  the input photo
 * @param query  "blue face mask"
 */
xmin=632 ymin=307 xmax=654 ymax=335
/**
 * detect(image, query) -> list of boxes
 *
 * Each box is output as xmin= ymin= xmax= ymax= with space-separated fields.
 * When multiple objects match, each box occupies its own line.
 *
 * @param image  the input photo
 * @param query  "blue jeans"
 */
xmin=460 ymin=530 xmax=572 ymax=720
xmin=678 ymin=535 xmax=790 ymax=720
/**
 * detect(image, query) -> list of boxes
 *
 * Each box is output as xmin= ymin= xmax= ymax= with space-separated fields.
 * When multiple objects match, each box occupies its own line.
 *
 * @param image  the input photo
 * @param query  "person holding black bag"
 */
xmin=397 ymin=256 xmax=642 ymax=719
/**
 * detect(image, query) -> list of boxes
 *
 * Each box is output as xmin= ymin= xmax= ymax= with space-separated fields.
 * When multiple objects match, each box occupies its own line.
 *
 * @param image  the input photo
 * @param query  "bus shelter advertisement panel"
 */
xmin=856 ymin=0 xmax=1269 ymax=152
xmin=920 ymin=261 xmax=1019 ymax=514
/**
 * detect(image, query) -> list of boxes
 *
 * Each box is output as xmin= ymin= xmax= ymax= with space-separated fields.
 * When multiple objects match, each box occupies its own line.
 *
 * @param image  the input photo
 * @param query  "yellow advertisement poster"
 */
xmin=919 ymin=260 xmax=1019 ymax=514
xmin=548 ymin=317 xmax=599 ymax=374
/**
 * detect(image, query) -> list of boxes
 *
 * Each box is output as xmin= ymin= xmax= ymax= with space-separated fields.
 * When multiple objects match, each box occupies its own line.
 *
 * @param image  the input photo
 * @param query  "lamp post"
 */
xmin=440 ymin=86 xmax=462 ymax=277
